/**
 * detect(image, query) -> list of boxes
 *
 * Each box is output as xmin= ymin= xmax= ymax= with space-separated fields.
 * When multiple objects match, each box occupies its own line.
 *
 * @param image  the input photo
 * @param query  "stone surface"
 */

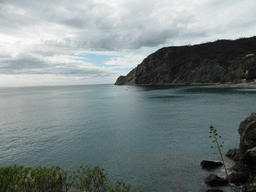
xmin=200 ymin=160 xmax=223 ymax=170
xmin=243 ymin=174 xmax=256 ymax=192
xmin=206 ymin=190 xmax=224 ymax=192
xmin=231 ymin=162 xmax=250 ymax=173
xmin=205 ymin=174 xmax=228 ymax=187
xmin=229 ymin=171 xmax=249 ymax=184
xmin=242 ymin=147 xmax=256 ymax=169
xmin=115 ymin=76 xmax=126 ymax=85
xmin=115 ymin=36 xmax=256 ymax=85
xmin=201 ymin=113 xmax=256 ymax=192
xmin=239 ymin=113 xmax=256 ymax=153
xmin=226 ymin=148 xmax=243 ymax=162
xmin=224 ymin=113 xmax=256 ymax=192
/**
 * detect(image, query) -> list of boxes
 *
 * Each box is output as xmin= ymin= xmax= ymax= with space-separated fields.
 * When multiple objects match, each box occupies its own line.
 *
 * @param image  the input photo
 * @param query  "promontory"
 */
xmin=115 ymin=36 xmax=256 ymax=85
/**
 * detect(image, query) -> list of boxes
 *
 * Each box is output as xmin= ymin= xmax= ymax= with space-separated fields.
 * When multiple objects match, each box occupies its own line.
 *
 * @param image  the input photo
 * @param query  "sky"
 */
xmin=0 ymin=0 xmax=256 ymax=87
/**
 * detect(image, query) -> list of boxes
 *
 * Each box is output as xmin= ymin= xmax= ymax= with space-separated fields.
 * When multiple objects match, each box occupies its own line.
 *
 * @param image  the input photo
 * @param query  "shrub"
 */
xmin=0 ymin=165 xmax=130 ymax=192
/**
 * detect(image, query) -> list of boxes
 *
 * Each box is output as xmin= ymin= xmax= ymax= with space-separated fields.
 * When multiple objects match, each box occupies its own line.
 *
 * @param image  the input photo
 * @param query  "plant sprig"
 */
xmin=209 ymin=125 xmax=233 ymax=192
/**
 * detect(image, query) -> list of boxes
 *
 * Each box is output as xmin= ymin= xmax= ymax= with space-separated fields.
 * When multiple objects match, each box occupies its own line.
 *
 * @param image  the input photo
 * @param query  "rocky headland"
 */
xmin=115 ymin=36 xmax=256 ymax=85
xmin=202 ymin=112 xmax=256 ymax=192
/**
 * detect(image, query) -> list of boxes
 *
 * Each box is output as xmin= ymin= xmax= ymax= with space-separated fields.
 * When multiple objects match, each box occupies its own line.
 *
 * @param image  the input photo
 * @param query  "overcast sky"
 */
xmin=1 ymin=0 xmax=256 ymax=87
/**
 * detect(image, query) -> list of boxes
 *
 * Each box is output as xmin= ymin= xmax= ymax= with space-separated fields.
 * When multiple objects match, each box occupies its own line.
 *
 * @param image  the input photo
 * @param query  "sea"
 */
xmin=1 ymin=84 xmax=256 ymax=192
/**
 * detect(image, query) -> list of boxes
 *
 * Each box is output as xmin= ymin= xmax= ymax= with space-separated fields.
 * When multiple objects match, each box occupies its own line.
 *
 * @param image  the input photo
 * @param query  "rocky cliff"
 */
xmin=201 ymin=113 xmax=256 ymax=192
xmin=115 ymin=36 xmax=256 ymax=85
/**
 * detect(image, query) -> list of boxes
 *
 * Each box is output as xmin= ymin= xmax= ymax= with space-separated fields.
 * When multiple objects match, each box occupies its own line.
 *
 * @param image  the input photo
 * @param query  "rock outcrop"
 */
xmin=115 ymin=36 xmax=256 ymax=85
xmin=229 ymin=170 xmax=249 ymax=184
xmin=202 ymin=113 xmax=256 ymax=191
xmin=226 ymin=148 xmax=243 ymax=162
xmin=201 ymin=160 xmax=223 ymax=171
xmin=206 ymin=190 xmax=224 ymax=192
xmin=225 ymin=113 xmax=256 ymax=192
xmin=205 ymin=174 xmax=228 ymax=187
xmin=239 ymin=113 xmax=256 ymax=153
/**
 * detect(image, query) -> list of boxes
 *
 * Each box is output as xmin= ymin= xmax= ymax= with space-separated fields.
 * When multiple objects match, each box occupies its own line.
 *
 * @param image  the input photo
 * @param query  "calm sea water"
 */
xmin=1 ymin=84 xmax=256 ymax=191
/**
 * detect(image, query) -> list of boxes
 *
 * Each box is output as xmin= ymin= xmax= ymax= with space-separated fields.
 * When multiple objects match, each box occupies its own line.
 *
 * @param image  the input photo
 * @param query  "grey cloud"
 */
xmin=33 ymin=50 xmax=58 ymax=57
xmin=129 ymin=29 xmax=182 ymax=49
xmin=0 ymin=53 xmax=11 ymax=59
xmin=0 ymin=54 xmax=114 ymax=78
xmin=0 ymin=1 xmax=62 ymax=30
xmin=61 ymin=18 xmax=85 ymax=28
xmin=51 ymin=66 xmax=115 ymax=78
xmin=0 ymin=55 xmax=48 ymax=74
xmin=0 ymin=0 xmax=210 ymax=50
xmin=55 ymin=68 xmax=113 ymax=77
xmin=1 ymin=0 xmax=256 ymax=58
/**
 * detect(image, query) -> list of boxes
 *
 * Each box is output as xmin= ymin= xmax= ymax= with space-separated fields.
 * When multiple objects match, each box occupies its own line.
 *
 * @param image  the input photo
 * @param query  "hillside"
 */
xmin=115 ymin=36 xmax=256 ymax=85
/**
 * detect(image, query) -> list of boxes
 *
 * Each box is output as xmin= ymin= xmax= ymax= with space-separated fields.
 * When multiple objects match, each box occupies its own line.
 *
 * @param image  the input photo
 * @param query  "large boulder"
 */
xmin=239 ymin=113 xmax=256 ymax=153
xmin=243 ymin=174 xmax=256 ymax=192
xmin=226 ymin=148 xmax=243 ymax=162
xmin=230 ymin=162 xmax=250 ymax=174
xmin=229 ymin=171 xmax=249 ymax=184
xmin=201 ymin=160 xmax=223 ymax=170
xmin=205 ymin=174 xmax=228 ymax=187
xmin=242 ymin=147 xmax=256 ymax=170
xmin=229 ymin=163 xmax=250 ymax=185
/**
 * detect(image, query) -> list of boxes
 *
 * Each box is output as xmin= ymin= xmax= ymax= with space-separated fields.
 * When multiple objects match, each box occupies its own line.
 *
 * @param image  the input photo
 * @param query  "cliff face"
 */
xmin=115 ymin=36 xmax=256 ymax=85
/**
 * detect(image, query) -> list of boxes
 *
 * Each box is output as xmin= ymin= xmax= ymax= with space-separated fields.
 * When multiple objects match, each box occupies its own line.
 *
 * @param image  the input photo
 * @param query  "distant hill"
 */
xmin=115 ymin=36 xmax=256 ymax=85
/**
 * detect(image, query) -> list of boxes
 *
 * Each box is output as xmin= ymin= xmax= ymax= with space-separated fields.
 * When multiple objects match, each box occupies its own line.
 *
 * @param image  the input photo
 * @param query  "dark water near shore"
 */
xmin=1 ymin=84 xmax=256 ymax=191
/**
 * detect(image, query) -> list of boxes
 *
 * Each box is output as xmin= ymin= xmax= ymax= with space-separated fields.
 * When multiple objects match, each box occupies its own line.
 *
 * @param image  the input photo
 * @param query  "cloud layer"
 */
xmin=1 ymin=0 xmax=256 ymax=86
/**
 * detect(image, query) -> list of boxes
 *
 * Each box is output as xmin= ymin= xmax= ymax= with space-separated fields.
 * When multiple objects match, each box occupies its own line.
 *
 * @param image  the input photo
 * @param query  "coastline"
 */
xmin=116 ymin=82 xmax=256 ymax=87
xmin=213 ymin=82 xmax=256 ymax=87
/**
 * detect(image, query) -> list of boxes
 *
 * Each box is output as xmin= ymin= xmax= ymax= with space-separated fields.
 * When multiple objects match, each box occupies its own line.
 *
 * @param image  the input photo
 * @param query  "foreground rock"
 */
xmin=225 ymin=113 xmax=256 ymax=191
xmin=239 ymin=112 xmax=256 ymax=153
xmin=226 ymin=148 xmax=243 ymax=162
xmin=202 ymin=113 xmax=256 ymax=191
xmin=205 ymin=174 xmax=228 ymax=187
xmin=115 ymin=36 xmax=256 ymax=85
xmin=242 ymin=147 xmax=256 ymax=169
xmin=201 ymin=160 xmax=223 ymax=170
xmin=206 ymin=190 xmax=224 ymax=192
xmin=244 ymin=174 xmax=256 ymax=192
xmin=229 ymin=171 xmax=249 ymax=184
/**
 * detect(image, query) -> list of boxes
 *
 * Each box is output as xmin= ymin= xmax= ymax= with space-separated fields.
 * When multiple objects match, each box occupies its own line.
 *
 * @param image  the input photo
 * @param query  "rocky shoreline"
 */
xmin=213 ymin=82 xmax=256 ymax=87
xmin=202 ymin=112 xmax=256 ymax=192
xmin=115 ymin=81 xmax=256 ymax=87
